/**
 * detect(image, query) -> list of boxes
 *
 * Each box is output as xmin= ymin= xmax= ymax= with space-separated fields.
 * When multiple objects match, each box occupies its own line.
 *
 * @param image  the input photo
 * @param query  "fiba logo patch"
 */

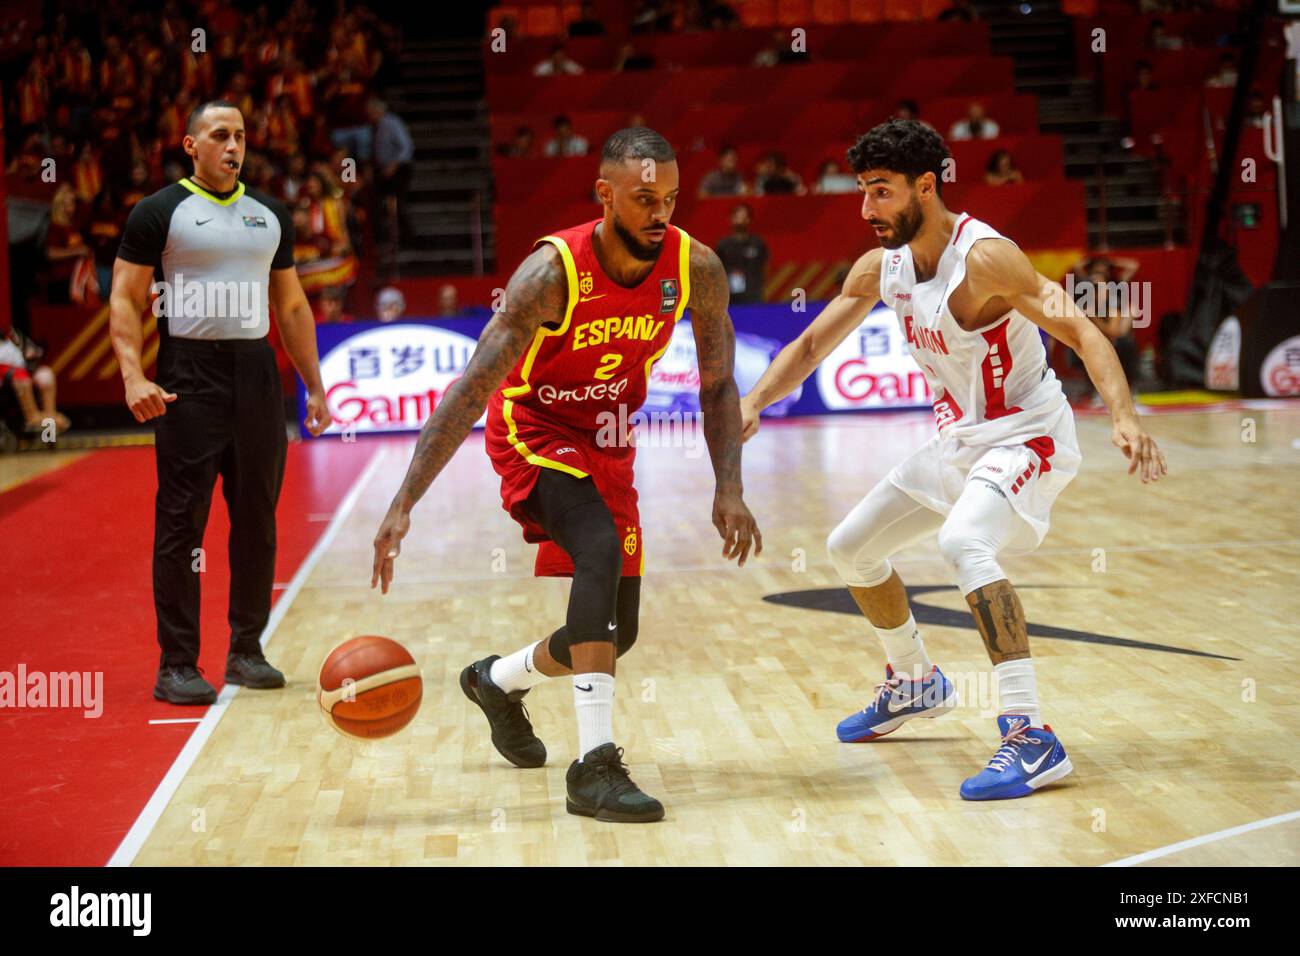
xmin=623 ymin=526 xmax=638 ymax=556
xmin=579 ymin=271 xmax=594 ymax=295
xmin=659 ymin=278 xmax=679 ymax=314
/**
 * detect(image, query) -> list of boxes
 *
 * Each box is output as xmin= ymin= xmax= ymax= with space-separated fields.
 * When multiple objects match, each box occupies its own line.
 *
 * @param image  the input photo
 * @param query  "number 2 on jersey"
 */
xmin=594 ymin=352 xmax=622 ymax=381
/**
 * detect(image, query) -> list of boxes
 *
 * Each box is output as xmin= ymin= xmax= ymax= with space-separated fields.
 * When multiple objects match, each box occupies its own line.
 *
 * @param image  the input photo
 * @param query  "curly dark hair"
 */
xmin=845 ymin=119 xmax=951 ymax=197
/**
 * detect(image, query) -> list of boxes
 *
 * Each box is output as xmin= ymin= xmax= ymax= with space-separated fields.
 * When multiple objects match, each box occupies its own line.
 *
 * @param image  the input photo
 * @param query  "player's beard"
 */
xmin=612 ymin=214 xmax=663 ymax=263
xmin=876 ymin=194 xmax=924 ymax=249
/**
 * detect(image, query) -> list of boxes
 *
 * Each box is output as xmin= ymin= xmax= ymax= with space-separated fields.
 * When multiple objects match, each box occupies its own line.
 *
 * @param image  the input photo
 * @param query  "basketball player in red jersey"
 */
xmin=371 ymin=128 xmax=761 ymax=823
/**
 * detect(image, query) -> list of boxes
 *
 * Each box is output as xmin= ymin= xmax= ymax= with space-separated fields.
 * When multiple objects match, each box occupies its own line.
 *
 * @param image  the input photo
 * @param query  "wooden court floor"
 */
xmin=120 ymin=403 xmax=1299 ymax=866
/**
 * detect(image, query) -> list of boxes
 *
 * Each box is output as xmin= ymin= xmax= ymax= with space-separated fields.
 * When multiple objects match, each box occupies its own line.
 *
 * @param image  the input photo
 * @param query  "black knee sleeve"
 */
xmin=614 ymin=577 xmax=640 ymax=657
xmin=528 ymin=472 xmax=622 ymax=648
xmin=562 ymin=501 xmax=622 ymax=646
xmin=545 ymin=576 xmax=642 ymax=667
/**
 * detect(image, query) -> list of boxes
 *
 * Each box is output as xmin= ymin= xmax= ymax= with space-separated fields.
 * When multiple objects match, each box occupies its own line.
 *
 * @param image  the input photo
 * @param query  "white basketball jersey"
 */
xmin=879 ymin=213 xmax=1067 ymax=447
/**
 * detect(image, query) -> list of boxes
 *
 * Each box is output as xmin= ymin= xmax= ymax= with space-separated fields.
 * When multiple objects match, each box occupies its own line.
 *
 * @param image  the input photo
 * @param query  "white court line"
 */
xmin=1103 ymin=809 xmax=1300 ymax=867
xmin=107 ymin=446 xmax=387 ymax=867
xmin=147 ymin=718 xmax=203 ymax=725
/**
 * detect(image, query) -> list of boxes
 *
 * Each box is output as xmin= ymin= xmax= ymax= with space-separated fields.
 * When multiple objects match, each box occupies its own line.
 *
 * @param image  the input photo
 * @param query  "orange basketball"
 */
xmin=317 ymin=635 xmax=423 ymax=739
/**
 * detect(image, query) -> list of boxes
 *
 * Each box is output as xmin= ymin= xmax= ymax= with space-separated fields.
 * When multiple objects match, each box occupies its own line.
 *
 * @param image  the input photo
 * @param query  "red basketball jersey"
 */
xmin=490 ymin=218 xmax=692 ymax=436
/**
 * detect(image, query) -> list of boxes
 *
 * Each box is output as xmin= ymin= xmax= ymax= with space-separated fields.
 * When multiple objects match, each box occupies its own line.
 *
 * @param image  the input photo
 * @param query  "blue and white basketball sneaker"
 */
xmin=836 ymin=664 xmax=960 ymax=742
xmin=959 ymin=714 xmax=1073 ymax=800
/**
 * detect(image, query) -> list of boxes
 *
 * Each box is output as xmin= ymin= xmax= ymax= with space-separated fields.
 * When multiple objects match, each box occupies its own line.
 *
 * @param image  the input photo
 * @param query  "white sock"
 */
xmin=875 ymin=614 xmax=933 ymax=681
xmin=573 ymin=672 xmax=615 ymax=758
xmin=489 ymin=641 xmax=550 ymax=694
xmin=995 ymin=659 xmax=1042 ymax=727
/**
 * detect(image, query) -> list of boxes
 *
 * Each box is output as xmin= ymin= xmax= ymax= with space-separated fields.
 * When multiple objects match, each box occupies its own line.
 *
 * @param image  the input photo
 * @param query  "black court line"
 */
xmin=762 ymin=585 xmax=1241 ymax=661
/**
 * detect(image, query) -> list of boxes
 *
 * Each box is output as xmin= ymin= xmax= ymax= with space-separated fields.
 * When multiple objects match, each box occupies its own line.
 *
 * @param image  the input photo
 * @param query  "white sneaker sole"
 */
xmin=857 ymin=688 xmax=961 ymax=738
xmin=918 ymin=688 xmax=961 ymax=717
xmin=1028 ymin=755 xmax=1074 ymax=790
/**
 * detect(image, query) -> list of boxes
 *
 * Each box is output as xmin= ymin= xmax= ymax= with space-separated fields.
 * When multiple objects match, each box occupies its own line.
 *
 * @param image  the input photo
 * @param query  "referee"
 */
xmin=109 ymin=101 xmax=332 ymax=705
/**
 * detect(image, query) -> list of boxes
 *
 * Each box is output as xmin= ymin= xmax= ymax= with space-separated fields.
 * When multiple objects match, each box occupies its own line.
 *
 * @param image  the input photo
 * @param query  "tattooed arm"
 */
xmin=371 ymin=245 xmax=565 ymax=593
xmin=690 ymin=240 xmax=763 ymax=567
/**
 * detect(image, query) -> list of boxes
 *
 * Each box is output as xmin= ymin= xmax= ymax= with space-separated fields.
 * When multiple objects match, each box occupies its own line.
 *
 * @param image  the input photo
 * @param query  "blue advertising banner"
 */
xmin=301 ymin=301 xmax=936 ymax=437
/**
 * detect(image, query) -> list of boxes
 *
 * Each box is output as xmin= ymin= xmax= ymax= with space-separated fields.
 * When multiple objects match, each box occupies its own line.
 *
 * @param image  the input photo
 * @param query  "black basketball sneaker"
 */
xmin=460 ymin=655 xmax=547 ymax=768
xmin=566 ymin=743 xmax=665 ymax=823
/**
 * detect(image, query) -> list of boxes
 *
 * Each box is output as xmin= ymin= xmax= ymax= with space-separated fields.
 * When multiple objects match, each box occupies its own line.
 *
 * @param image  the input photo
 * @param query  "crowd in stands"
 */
xmin=501 ymin=99 xmax=1018 ymax=190
xmin=482 ymin=0 xmax=1259 ymax=406
xmin=4 ymin=0 xmax=402 ymax=313
xmin=494 ymin=0 xmax=1239 ymax=39
xmin=496 ymin=0 xmax=1231 ymax=39
xmin=503 ymin=0 xmax=745 ymax=40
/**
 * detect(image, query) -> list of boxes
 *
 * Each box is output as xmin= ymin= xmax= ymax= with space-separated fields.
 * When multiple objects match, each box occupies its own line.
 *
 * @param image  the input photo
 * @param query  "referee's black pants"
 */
xmin=152 ymin=337 xmax=287 ymax=668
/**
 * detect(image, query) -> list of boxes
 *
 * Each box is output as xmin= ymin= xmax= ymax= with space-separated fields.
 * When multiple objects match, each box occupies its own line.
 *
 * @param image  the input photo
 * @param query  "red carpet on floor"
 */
xmin=0 ymin=439 xmax=374 ymax=865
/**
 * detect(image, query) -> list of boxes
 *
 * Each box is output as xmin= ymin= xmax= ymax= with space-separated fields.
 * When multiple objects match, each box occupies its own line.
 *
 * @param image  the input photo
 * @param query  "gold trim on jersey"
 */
xmin=500 ymin=234 xmax=589 ymax=480
xmin=178 ymin=178 xmax=246 ymax=206
xmin=638 ymin=227 xmax=692 ymax=391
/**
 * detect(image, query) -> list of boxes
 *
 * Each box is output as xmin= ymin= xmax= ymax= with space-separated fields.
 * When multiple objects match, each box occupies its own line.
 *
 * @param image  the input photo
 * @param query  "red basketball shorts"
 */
xmin=484 ymin=403 xmax=643 ymax=578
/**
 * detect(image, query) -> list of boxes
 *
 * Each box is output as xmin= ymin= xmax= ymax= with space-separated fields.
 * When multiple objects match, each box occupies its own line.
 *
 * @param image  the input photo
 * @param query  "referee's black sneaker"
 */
xmin=460 ymin=656 xmax=547 ymax=768
xmin=566 ymin=743 xmax=665 ymax=823
xmin=225 ymin=652 xmax=286 ymax=689
xmin=154 ymin=664 xmax=217 ymax=705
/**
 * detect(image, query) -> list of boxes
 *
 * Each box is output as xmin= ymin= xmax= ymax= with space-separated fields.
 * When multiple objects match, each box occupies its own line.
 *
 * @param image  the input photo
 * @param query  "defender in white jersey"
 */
xmin=879 ymin=212 xmax=1081 ymax=553
xmin=741 ymin=120 xmax=1167 ymax=800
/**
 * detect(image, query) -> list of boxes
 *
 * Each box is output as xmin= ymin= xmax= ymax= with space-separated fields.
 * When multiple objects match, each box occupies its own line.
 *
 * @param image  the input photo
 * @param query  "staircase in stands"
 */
xmin=973 ymin=0 xmax=1183 ymax=248
xmin=387 ymin=37 xmax=496 ymax=277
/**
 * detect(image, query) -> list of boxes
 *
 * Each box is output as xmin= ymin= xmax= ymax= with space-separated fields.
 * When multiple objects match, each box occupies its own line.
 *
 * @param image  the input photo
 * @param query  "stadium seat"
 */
xmin=848 ymin=0 xmax=887 ymax=24
xmin=523 ymin=5 xmax=564 ymax=38
xmin=777 ymin=0 xmax=813 ymax=26
xmin=884 ymin=0 xmax=921 ymax=23
xmin=740 ymin=0 xmax=779 ymax=28
xmin=812 ymin=0 xmax=850 ymax=23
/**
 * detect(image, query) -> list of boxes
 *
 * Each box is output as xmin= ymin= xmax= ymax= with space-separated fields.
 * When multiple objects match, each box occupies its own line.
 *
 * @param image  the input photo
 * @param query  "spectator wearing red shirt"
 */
xmin=498 ymin=126 xmax=536 ymax=159
xmin=223 ymin=72 xmax=257 ymax=121
xmin=313 ymin=286 xmax=353 ymax=324
xmin=45 ymin=185 xmax=93 ymax=304
xmin=268 ymin=55 xmax=316 ymax=119
xmin=121 ymin=160 xmax=152 ymax=209
xmin=59 ymin=35 xmax=93 ymax=97
xmin=985 ymin=149 xmax=1024 ymax=186
xmin=98 ymin=35 xmax=137 ymax=105
xmin=17 ymin=58 xmax=50 ymax=126
xmin=71 ymin=142 xmax=103 ymax=204
xmin=266 ymin=95 xmax=301 ymax=159
xmin=299 ymin=172 xmax=351 ymax=257
xmin=325 ymin=64 xmax=373 ymax=161
xmin=278 ymin=153 xmax=310 ymax=204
